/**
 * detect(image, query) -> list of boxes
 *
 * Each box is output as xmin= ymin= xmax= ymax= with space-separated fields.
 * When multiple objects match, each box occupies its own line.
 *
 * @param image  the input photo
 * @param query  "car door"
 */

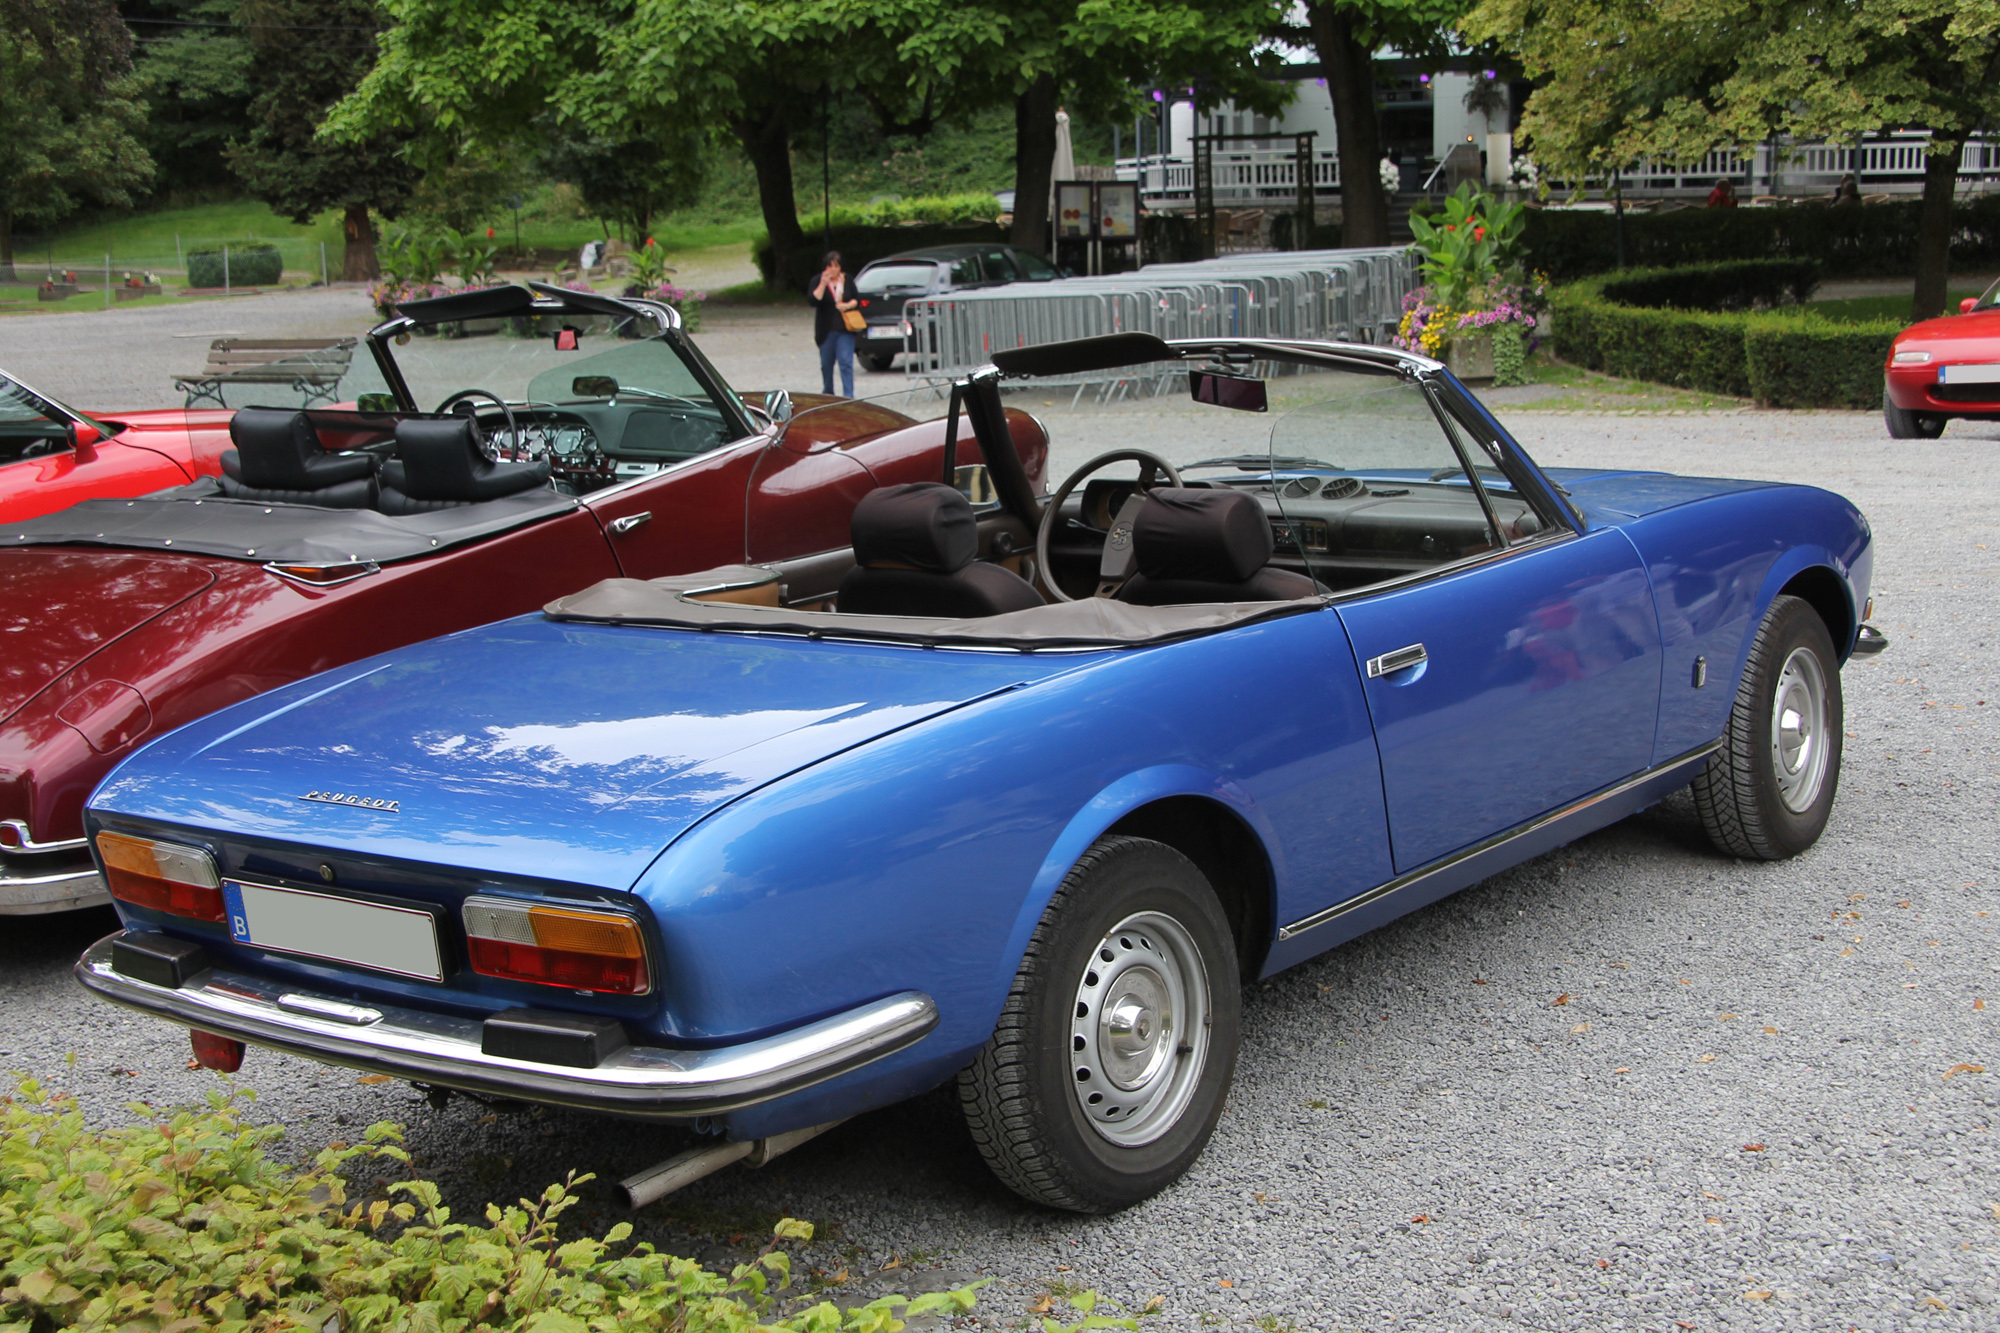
xmin=1275 ymin=375 xmax=1663 ymax=875
xmin=582 ymin=440 xmax=768 ymax=577
xmin=0 ymin=377 xmax=177 ymax=524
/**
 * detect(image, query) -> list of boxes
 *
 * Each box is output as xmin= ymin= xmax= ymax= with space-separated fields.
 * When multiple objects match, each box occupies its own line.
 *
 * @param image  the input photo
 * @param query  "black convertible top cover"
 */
xmin=545 ymin=567 xmax=1322 ymax=650
xmin=0 ymin=477 xmax=578 ymax=565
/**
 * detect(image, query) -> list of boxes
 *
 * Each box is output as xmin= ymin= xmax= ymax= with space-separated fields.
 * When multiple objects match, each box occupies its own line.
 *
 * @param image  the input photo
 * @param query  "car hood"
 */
xmin=1891 ymin=309 xmax=2000 ymax=349
xmin=92 ymin=615 xmax=1083 ymax=890
xmin=1540 ymin=468 xmax=1780 ymax=520
xmin=0 ymin=551 xmax=216 ymax=722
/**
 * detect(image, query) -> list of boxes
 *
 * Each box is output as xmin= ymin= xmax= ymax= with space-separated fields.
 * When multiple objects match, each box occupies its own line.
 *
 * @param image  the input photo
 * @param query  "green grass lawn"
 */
xmin=14 ymin=200 xmax=346 ymax=281
xmin=1498 ymin=356 xmax=1753 ymax=412
xmin=1804 ymin=286 xmax=1993 ymax=324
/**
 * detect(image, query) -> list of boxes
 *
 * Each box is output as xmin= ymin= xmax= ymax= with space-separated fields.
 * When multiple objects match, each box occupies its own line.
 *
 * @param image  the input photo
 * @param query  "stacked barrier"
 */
xmin=901 ymin=247 xmax=1418 ymax=388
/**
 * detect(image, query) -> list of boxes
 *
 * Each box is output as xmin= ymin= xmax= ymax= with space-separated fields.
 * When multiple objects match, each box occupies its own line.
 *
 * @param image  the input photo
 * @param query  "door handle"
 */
xmin=1366 ymin=642 xmax=1428 ymax=678
xmin=608 ymin=511 xmax=652 ymax=535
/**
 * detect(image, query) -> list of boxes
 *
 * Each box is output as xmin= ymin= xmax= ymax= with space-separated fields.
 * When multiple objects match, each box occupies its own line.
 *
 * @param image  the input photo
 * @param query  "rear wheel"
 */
xmin=863 ymin=353 xmax=896 ymax=373
xmin=1692 ymin=594 xmax=1843 ymax=859
xmin=959 ymin=836 xmax=1239 ymax=1212
xmin=1884 ymin=388 xmax=1946 ymax=439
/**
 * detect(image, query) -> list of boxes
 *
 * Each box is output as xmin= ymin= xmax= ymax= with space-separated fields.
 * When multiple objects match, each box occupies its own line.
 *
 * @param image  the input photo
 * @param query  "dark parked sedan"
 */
xmin=854 ymin=243 xmax=1062 ymax=371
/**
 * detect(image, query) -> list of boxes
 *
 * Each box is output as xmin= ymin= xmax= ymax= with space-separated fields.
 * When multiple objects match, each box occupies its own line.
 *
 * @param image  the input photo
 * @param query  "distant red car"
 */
xmin=1 ymin=370 xmax=233 ymax=523
xmin=0 ymin=282 xmax=1046 ymax=915
xmin=1884 ymin=278 xmax=2000 ymax=438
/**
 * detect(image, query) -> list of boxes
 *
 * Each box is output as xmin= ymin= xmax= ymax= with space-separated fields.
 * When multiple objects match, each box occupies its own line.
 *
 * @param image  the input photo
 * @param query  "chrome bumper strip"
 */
xmin=1852 ymin=624 xmax=1889 ymax=658
xmin=75 ymin=933 xmax=938 ymax=1117
xmin=0 ymin=856 xmax=109 ymax=915
xmin=1276 ymin=740 xmax=1722 ymax=942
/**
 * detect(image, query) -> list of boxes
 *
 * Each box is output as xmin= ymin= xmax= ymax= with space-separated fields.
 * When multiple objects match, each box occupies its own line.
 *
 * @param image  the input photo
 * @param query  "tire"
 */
xmin=863 ymin=353 xmax=896 ymax=373
xmin=958 ymin=835 xmax=1240 ymax=1213
xmin=1884 ymin=388 xmax=1946 ymax=439
xmin=1692 ymin=594 xmax=1844 ymax=859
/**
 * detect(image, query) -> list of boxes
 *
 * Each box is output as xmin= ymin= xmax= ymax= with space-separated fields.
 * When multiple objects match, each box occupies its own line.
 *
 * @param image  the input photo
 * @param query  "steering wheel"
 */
xmin=19 ymin=438 xmax=68 ymax=460
xmin=434 ymin=389 xmax=522 ymax=461
xmin=1034 ymin=449 xmax=1185 ymax=603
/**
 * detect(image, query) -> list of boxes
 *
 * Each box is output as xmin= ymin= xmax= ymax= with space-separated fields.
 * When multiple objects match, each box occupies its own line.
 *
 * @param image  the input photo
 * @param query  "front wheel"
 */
xmin=958 ymin=836 xmax=1240 ymax=1212
xmin=1692 ymin=594 xmax=1844 ymax=859
xmin=1884 ymin=390 xmax=1946 ymax=439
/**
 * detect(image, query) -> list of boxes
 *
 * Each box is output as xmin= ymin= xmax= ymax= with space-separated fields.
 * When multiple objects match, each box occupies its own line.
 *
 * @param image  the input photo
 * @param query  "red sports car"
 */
xmin=0 ymin=282 xmax=1045 ymax=914
xmin=1 ymin=369 xmax=234 ymax=523
xmin=1883 ymin=277 xmax=2000 ymax=438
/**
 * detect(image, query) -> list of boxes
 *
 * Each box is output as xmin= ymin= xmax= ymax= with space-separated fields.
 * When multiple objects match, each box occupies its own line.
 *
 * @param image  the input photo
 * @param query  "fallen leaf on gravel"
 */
xmin=1841 ymin=948 xmax=1855 ymax=956
xmin=1743 ymin=1290 xmax=1772 ymax=1301
xmin=1679 ymin=979 xmax=1692 ymax=985
xmin=1897 ymin=901 xmax=1912 ymax=908
xmin=1613 ymin=1067 xmax=1630 ymax=1074
xmin=1472 ymin=978 xmax=1488 ymax=985
xmin=1026 ymin=1295 xmax=1052 ymax=1314
xmin=1552 ymin=993 xmax=1569 ymax=1006
xmin=1743 ymin=1143 xmax=1766 ymax=1152
xmin=1924 ymin=1296 xmax=1949 ymax=1309
xmin=1944 ymin=1064 xmax=1985 ymax=1080
xmin=1764 ymin=1025 xmax=1778 ymax=1034
xmin=1706 ymin=1216 xmax=1722 ymax=1224
xmin=185 ymin=1059 xmax=200 ymax=1070
xmin=826 ymin=1270 xmax=849 ymax=1286
xmin=1677 ymin=1322 xmax=1696 ymax=1329
xmin=1697 ymin=1054 xmax=1716 ymax=1063
xmin=357 ymin=1074 xmax=392 ymax=1085
xmin=1572 ymin=1023 xmax=1590 ymax=1034
xmin=1595 ymin=1259 xmax=1609 ymax=1269
xmin=477 ymin=1114 xmax=498 ymax=1125
xmin=881 ymin=1256 xmax=901 ymax=1271
xmin=1976 ymin=999 xmax=1986 ymax=1011
xmin=1142 ymin=1296 xmax=1165 ymax=1314
xmin=1218 ymin=1278 xmax=1235 ymax=1288
xmin=1411 ymin=1215 xmax=1430 ymax=1224
xmin=1703 ymin=1191 xmax=1720 ymax=1200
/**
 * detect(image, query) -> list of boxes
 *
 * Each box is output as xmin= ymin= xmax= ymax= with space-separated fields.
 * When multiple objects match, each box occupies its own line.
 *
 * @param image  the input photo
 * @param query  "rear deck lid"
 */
xmin=0 ymin=551 xmax=215 ymax=721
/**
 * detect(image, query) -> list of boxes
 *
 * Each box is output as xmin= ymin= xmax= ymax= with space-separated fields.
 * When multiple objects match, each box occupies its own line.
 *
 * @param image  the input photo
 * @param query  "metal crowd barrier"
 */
xmin=902 ymin=248 xmax=1417 ymax=390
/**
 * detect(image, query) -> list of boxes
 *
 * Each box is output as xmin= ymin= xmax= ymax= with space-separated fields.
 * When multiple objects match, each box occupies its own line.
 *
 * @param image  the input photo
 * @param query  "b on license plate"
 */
xmin=1939 ymin=363 xmax=2000 ymax=385
xmin=224 ymin=880 xmax=443 ymax=982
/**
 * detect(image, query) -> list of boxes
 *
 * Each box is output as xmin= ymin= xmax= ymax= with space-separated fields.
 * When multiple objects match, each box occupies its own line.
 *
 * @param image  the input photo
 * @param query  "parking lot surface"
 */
xmin=3 ymin=293 xmax=1997 ymax=1330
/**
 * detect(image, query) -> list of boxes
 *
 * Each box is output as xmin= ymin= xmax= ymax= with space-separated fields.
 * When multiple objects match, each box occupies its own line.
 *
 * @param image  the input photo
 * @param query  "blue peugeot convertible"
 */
xmin=76 ymin=333 xmax=1882 ymax=1213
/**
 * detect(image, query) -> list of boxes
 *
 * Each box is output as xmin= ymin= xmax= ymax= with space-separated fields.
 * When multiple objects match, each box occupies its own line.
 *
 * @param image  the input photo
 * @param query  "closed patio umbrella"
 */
xmin=1050 ymin=108 xmax=1075 ymax=216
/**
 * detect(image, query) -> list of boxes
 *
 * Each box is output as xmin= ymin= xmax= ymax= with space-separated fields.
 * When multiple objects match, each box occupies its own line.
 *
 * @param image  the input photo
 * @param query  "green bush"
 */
xmin=0 ymin=1076 xmax=983 ymax=1333
xmin=1522 ymin=195 xmax=2000 ymax=282
xmin=1551 ymin=268 xmax=1900 ymax=407
xmin=1600 ymin=259 xmax=1820 ymax=311
xmin=822 ymin=193 xmax=1002 ymax=228
xmin=754 ymin=221 xmax=1005 ymax=291
xmin=186 ymin=243 xmax=283 ymax=288
xmin=1745 ymin=318 xmax=1900 ymax=409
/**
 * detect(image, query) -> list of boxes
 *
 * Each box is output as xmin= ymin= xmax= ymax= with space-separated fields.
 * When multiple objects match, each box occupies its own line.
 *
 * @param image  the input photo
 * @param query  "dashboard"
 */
xmin=471 ymin=400 xmax=735 ymax=497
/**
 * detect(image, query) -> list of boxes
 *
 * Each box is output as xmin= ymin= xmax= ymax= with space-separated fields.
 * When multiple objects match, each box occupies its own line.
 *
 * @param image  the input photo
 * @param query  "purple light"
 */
xmin=1152 ymin=90 xmax=1164 ymax=102
xmin=1484 ymin=68 xmax=1497 ymax=79
xmin=1418 ymin=73 xmax=1430 ymax=83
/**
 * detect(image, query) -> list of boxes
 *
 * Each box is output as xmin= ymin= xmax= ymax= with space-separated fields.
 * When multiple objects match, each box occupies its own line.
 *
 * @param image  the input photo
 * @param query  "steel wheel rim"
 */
xmin=1770 ymin=645 xmax=1830 ymax=813
xmin=1068 ymin=910 xmax=1210 ymax=1147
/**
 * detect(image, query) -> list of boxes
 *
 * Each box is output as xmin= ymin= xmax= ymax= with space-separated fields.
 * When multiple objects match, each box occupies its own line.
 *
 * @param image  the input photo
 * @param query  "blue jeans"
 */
xmin=819 ymin=331 xmax=855 ymax=397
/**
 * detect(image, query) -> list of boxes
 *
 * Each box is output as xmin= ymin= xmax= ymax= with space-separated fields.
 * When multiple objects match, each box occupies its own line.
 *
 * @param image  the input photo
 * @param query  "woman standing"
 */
xmin=809 ymin=251 xmax=860 ymax=398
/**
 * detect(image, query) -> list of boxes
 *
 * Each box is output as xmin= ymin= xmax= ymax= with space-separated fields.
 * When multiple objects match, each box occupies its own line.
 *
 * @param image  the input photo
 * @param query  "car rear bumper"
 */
xmin=75 ymin=931 xmax=939 ymax=1118
xmin=0 ymin=850 xmax=109 ymax=915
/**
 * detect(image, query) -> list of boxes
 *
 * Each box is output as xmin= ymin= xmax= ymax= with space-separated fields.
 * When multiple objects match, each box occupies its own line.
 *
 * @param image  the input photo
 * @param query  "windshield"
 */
xmin=857 ymin=263 xmax=938 ymax=295
xmin=1013 ymin=251 xmax=1061 ymax=280
xmin=1976 ymin=277 xmax=2000 ymax=313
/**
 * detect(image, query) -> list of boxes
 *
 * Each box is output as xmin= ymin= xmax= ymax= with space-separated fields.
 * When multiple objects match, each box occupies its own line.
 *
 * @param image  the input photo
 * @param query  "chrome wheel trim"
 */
xmin=1068 ymin=910 xmax=1211 ymax=1147
xmin=1770 ymin=645 xmax=1831 ymax=814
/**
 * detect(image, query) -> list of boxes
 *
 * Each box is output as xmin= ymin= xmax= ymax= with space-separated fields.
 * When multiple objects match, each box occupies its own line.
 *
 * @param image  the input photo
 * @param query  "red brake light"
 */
xmin=462 ymin=897 xmax=650 ymax=994
xmin=98 ymin=831 xmax=224 ymax=922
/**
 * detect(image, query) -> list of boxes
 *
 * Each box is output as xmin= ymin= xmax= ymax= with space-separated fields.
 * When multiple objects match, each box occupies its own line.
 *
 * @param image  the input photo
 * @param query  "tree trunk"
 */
xmin=342 ymin=204 xmax=379 ymax=282
xmin=1305 ymin=2 xmax=1388 ymax=248
xmin=1010 ymin=73 xmax=1059 ymax=253
xmin=0 ymin=210 xmax=15 ymax=284
xmin=737 ymin=100 xmax=805 ymax=290
xmin=1912 ymin=134 xmax=1963 ymax=322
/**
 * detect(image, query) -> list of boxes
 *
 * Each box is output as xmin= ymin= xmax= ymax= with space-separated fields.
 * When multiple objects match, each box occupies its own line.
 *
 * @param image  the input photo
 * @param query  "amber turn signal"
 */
xmin=97 ymin=831 xmax=224 ymax=922
xmin=461 ymin=897 xmax=650 ymax=995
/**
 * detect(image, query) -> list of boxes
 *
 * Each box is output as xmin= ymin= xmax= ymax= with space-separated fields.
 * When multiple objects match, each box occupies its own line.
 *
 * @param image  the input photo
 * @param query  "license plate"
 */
xmin=1939 ymin=363 xmax=2000 ymax=384
xmin=224 ymin=880 xmax=444 ymax=981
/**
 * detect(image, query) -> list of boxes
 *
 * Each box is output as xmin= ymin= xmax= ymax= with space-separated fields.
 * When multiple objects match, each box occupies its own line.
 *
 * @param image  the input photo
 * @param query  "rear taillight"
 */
xmin=97 ymin=831 xmax=224 ymax=922
xmin=461 ymin=897 xmax=650 ymax=995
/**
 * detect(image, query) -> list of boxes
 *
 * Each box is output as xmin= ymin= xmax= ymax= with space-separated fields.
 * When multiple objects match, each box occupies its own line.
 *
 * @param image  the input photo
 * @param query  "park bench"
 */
xmin=173 ymin=337 xmax=357 ymax=410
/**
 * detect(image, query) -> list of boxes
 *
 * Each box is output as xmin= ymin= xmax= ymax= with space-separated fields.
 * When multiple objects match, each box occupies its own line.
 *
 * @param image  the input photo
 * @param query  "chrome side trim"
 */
xmin=75 ymin=934 xmax=937 ymax=1118
xmin=1275 ymin=740 xmax=1723 ymax=942
xmin=0 ymin=820 xmax=90 ymax=854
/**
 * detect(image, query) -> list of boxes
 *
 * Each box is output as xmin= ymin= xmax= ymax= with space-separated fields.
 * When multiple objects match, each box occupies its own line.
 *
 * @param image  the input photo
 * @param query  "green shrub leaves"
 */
xmin=0 ymin=1077 xmax=979 ymax=1333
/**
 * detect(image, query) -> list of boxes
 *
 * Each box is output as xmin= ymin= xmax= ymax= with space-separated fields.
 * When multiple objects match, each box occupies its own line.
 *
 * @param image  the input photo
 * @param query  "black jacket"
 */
xmin=809 ymin=275 xmax=857 ymax=345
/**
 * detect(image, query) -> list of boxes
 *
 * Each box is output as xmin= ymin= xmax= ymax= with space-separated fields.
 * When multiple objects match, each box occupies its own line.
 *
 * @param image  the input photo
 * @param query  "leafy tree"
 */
xmin=226 ymin=0 xmax=419 ymax=280
xmin=537 ymin=128 xmax=707 ymax=244
xmin=120 ymin=0 xmax=255 ymax=196
xmin=1465 ymin=0 xmax=2000 ymax=319
xmin=0 ymin=0 xmax=155 ymax=281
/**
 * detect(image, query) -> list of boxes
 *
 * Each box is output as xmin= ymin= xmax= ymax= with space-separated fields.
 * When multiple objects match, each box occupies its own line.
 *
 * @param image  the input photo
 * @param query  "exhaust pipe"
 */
xmin=617 ymin=1119 xmax=845 ymax=1209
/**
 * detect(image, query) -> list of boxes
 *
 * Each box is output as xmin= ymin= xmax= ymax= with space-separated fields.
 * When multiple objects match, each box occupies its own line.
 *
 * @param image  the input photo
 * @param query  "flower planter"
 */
xmin=37 ymin=283 xmax=80 ymax=301
xmin=115 ymin=284 xmax=163 ymax=302
xmin=1445 ymin=332 xmax=1495 ymax=383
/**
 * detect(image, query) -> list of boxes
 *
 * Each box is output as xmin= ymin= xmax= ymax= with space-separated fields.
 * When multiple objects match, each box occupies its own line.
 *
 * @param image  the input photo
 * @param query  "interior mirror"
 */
xmin=1962 ymin=298 xmax=1979 ymax=314
xmin=766 ymin=388 xmax=794 ymax=426
xmin=355 ymin=392 xmax=397 ymax=413
xmin=554 ymin=326 xmax=581 ymax=351
xmin=953 ymin=463 xmax=998 ymax=507
xmin=572 ymin=375 xmax=618 ymax=398
xmin=1189 ymin=369 xmax=1268 ymax=413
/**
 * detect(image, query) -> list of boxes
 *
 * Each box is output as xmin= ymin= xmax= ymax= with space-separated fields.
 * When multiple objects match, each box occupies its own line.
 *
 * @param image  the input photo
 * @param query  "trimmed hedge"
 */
xmin=754 ymin=221 xmax=1004 ymax=291
xmin=1551 ymin=264 xmax=1900 ymax=407
xmin=1523 ymin=195 xmax=2000 ymax=282
xmin=1600 ymin=259 xmax=1819 ymax=311
xmin=186 ymin=243 xmax=282 ymax=288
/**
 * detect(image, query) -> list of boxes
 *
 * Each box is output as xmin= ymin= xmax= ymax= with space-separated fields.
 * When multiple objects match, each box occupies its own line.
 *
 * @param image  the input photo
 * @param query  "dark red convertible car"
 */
xmin=2 ymin=369 xmax=234 ymax=523
xmin=0 ymin=282 xmax=1046 ymax=914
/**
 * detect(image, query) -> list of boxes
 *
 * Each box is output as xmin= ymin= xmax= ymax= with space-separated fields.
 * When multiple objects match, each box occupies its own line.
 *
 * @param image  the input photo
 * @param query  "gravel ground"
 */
xmin=4 ymin=300 xmax=1999 ymax=1330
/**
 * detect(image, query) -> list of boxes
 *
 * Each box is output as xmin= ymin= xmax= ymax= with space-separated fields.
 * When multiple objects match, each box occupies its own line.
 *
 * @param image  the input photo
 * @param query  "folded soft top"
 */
xmin=545 ymin=567 xmax=1323 ymax=650
xmin=0 ymin=477 xmax=577 ymax=565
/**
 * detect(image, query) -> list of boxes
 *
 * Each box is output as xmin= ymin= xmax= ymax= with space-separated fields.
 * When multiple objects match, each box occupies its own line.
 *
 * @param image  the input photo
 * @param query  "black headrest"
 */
xmin=226 ymin=408 xmax=375 ymax=489
xmin=391 ymin=417 xmax=550 ymax=502
xmin=851 ymin=483 xmax=977 ymax=574
xmin=1133 ymin=489 xmax=1273 ymax=583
